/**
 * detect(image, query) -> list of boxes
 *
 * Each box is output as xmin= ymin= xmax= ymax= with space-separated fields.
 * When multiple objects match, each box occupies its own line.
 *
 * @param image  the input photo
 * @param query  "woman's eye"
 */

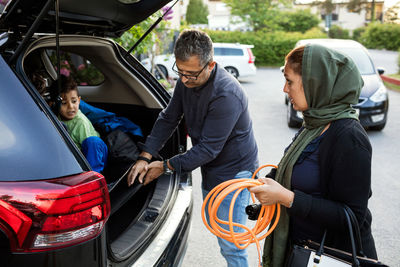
xmin=61 ymin=101 xmax=67 ymax=105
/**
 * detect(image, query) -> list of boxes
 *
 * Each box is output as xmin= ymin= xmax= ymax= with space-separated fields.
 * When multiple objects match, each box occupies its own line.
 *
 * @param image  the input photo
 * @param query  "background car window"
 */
xmin=214 ymin=47 xmax=244 ymax=56
xmin=334 ymin=47 xmax=375 ymax=75
xmin=47 ymin=50 xmax=104 ymax=85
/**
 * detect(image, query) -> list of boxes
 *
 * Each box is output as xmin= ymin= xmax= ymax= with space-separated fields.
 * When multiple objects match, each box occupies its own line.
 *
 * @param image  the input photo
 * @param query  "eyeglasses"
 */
xmin=172 ymin=61 xmax=209 ymax=80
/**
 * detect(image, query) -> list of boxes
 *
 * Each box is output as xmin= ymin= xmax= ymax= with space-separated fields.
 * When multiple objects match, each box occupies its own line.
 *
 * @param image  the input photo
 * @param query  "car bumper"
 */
xmin=238 ymin=64 xmax=257 ymax=78
xmin=356 ymin=99 xmax=388 ymax=128
xmin=131 ymin=187 xmax=193 ymax=267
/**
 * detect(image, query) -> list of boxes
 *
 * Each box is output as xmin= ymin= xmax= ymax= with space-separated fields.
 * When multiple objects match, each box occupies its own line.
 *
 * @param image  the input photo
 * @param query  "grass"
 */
xmin=384 ymin=81 xmax=400 ymax=91
xmin=388 ymin=73 xmax=400 ymax=79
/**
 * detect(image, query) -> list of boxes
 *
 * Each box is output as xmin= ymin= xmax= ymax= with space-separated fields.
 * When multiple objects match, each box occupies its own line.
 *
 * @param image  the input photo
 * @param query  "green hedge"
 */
xmin=329 ymin=25 xmax=350 ymax=39
xmin=359 ymin=23 xmax=400 ymax=51
xmin=206 ymin=28 xmax=326 ymax=66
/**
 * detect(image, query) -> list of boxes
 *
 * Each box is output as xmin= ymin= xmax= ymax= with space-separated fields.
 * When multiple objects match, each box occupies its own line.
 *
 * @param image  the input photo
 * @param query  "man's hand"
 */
xmin=127 ymin=152 xmax=152 ymax=186
xmin=143 ymin=161 xmax=164 ymax=185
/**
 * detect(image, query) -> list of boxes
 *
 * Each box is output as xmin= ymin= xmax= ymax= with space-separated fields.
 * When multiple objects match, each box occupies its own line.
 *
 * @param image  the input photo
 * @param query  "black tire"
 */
xmin=287 ymin=103 xmax=302 ymax=128
xmin=225 ymin=66 xmax=239 ymax=79
xmin=154 ymin=64 xmax=168 ymax=80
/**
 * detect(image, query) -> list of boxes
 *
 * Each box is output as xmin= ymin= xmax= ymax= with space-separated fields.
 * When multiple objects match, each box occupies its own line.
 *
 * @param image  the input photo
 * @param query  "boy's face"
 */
xmin=60 ymin=90 xmax=81 ymax=120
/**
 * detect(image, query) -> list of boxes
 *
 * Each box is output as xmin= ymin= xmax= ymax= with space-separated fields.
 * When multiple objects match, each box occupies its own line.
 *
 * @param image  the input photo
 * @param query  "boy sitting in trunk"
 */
xmin=58 ymin=74 xmax=108 ymax=173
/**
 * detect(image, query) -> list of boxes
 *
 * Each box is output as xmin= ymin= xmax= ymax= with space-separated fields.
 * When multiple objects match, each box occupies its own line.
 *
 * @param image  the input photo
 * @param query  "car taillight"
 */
xmin=0 ymin=171 xmax=110 ymax=252
xmin=247 ymin=48 xmax=255 ymax=64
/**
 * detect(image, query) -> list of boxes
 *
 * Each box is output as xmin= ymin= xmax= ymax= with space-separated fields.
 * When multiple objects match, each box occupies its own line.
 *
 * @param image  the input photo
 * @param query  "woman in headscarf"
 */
xmin=249 ymin=44 xmax=378 ymax=266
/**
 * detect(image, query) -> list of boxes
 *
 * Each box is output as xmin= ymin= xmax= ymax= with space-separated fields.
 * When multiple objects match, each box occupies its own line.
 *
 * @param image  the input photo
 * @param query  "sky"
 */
xmin=384 ymin=0 xmax=400 ymax=7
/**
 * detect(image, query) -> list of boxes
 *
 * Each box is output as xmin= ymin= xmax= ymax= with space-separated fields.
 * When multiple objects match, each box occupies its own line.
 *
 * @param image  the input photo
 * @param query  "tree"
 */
xmin=222 ymin=0 xmax=291 ymax=32
xmin=114 ymin=8 xmax=175 ymax=88
xmin=186 ymin=0 xmax=209 ymax=25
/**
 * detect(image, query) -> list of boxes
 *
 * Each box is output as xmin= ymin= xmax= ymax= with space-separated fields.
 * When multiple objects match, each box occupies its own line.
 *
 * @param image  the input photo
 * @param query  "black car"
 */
xmin=285 ymin=39 xmax=389 ymax=131
xmin=0 ymin=0 xmax=192 ymax=266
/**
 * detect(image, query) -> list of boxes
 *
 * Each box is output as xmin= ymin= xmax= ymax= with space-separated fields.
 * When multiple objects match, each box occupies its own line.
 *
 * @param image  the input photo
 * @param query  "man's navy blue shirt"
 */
xmin=141 ymin=64 xmax=258 ymax=190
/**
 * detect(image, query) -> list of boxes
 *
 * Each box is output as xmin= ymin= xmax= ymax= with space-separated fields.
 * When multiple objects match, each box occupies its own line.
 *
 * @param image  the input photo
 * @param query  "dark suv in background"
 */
xmin=0 ymin=0 xmax=192 ymax=266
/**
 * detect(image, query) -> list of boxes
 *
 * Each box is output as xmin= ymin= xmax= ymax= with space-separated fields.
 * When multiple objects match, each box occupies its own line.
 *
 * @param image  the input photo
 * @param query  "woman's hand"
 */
xmin=248 ymin=178 xmax=294 ymax=208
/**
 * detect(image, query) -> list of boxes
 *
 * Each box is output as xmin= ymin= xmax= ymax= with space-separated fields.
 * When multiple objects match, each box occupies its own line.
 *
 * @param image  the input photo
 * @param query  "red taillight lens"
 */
xmin=0 ymin=172 xmax=110 ymax=252
xmin=247 ymin=48 xmax=255 ymax=64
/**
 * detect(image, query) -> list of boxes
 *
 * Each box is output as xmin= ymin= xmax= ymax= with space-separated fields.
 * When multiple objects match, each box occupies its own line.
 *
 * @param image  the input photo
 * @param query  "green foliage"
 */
xmin=222 ymin=0 xmax=291 ymax=31
xmin=352 ymin=27 xmax=366 ymax=42
xmin=186 ymin=0 xmax=209 ymax=25
xmin=359 ymin=22 xmax=400 ymax=51
xmin=328 ymin=25 xmax=350 ymax=39
xmin=207 ymin=27 xmax=326 ymax=65
xmin=276 ymin=9 xmax=320 ymax=33
xmin=114 ymin=11 xmax=172 ymax=56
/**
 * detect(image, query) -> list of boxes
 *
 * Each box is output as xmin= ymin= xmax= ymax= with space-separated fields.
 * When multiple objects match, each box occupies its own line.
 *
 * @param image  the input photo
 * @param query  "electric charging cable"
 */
xmin=201 ymin=164 xmax=280 ymax=267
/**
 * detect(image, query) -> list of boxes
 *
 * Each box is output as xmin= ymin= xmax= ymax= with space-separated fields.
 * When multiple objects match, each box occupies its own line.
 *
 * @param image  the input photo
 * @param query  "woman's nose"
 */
xmin=283 ymin=82 xmax=288 ymax=93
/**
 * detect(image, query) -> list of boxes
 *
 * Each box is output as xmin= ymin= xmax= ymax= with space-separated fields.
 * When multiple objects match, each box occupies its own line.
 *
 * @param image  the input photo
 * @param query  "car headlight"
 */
xmin=369 ymin=83 xmax=388 ymax=103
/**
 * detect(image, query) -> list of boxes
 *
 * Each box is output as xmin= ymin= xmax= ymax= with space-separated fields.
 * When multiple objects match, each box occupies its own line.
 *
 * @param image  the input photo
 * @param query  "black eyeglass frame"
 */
xmin=172 ymin=61 xmax=210 ymax=80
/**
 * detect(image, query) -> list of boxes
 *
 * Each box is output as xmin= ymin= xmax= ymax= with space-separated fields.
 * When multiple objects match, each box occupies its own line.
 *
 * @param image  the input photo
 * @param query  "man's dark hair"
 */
xmin=174 ymin=29 xmax=213 ymax=65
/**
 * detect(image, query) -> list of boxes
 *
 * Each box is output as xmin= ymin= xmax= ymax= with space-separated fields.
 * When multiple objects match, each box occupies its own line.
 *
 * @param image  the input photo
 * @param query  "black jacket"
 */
xmin=288 ymin=118 xmax=377 ymax=259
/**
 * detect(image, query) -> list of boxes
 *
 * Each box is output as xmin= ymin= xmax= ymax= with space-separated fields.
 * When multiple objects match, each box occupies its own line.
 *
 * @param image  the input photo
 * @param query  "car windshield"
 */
xmin=333 ymin=47 xmax=375 ymax=75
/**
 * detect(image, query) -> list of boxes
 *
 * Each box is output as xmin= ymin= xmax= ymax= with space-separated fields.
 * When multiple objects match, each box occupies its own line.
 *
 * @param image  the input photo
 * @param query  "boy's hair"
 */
xmin=59 ymin=75 xmax=79 ymax=96
xmin=174 ymin=29 xmax=213 ymax=66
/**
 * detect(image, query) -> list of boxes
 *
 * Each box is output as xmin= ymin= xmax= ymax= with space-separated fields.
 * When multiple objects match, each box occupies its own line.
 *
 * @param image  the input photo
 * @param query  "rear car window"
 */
xmin=46 ymin=50 xmax=105 ymax=86
xmin=0 ymin=56 xmax=83 ymax=180
xmin=214 ymin=47 xmax=244 ymax=56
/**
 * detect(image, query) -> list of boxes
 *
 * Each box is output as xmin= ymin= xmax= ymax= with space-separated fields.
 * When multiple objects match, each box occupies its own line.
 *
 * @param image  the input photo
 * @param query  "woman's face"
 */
xmin=283 ymin=63 xmax=308 ymax=111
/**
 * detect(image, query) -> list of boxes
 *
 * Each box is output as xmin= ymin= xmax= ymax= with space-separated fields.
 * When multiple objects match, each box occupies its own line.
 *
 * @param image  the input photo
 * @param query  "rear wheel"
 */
xmin=225 ymin=67 xmax=239 ymax=79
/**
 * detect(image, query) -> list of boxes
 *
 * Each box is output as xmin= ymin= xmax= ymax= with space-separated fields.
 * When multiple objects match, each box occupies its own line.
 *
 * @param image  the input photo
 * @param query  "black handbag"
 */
xmin=286 ymin=205 xmax=389 ymax=267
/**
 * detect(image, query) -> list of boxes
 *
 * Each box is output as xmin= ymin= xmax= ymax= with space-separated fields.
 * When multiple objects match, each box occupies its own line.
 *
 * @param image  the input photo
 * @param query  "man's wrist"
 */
xmin=137 ymin=156 xmax=151 ymax=163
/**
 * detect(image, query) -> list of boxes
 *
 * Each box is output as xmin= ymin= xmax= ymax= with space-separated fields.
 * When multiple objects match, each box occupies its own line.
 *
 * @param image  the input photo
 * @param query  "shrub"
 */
xmin=207 ymin=28 xmax=326 ymax=66
xmin=352 ymin=27 xmax=366 ymax=42
xmin=277 ymin=9 xmax=321 ymax=33
xmin=328 ymin=25 xmax=350 ymax=39
xmin=359 ymin=22 xmax=400 ymax=51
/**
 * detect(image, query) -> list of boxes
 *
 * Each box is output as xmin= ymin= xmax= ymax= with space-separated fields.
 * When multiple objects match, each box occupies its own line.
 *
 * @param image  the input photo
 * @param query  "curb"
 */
xmin=381 ymin=74 xmax=400 ymax=86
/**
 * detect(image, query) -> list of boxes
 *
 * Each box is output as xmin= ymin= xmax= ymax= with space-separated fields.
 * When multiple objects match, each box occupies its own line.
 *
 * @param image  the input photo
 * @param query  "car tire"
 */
xmin=225 ymin=67 xmax=239 ymax=79
xmin=287 ymin=103 xmax=302 ymax=128
xmin=154 ymin=64 xmax=168 ymax=80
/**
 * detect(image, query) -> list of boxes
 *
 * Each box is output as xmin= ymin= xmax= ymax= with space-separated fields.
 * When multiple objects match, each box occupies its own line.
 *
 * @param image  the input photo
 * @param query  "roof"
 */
xmin=295 ymin=38 xmax=365 ymax=49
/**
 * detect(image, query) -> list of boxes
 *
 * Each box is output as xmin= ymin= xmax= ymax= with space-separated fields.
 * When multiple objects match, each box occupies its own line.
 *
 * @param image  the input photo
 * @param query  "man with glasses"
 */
xmin=127 ymin=29 xmax=258 ymax=267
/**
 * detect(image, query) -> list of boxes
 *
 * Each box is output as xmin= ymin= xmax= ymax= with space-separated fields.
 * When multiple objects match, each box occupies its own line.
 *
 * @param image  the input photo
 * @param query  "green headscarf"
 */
xmin=263 ymin=44 xmax=363 ymax=267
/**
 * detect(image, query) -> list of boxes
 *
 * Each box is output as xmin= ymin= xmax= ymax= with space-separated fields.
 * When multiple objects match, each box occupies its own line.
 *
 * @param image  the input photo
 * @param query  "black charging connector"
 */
xmin=246 ymin=203 xmax=262 ymax=221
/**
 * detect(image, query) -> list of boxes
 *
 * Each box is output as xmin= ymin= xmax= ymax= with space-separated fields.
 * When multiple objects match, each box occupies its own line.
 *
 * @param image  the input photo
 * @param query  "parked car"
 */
xmin=0 ymin=1 xmax=192 ymax=267
xmin=285 ymin=39 xmax=389 ymax=131
xmin=142 ymin=42 xmax=257 ymax=80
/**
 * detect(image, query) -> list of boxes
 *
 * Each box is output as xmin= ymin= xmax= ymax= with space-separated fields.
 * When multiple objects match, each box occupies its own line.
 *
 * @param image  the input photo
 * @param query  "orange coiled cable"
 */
xmin=201 ymin=164 xmax=280 ymax=267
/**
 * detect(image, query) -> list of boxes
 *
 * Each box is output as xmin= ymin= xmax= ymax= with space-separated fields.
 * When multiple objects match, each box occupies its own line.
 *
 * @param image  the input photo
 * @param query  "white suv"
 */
xmin=142 ymin=42 xmax=257 ymax=80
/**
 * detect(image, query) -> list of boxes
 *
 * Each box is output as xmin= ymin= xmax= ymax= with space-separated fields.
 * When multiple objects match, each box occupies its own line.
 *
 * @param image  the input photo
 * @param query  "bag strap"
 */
xmin=343 ymin=205 xmax=366 ymax=257
xmin=343 ymin=207 xmax=360 ymax=267
xmin=315 ymin=206 xmax=361 ymax=267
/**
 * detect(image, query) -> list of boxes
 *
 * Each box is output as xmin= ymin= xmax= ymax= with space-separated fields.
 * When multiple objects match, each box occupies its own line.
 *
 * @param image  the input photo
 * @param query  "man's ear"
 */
xmin=208 ymin=61 xmax=216 ymax=71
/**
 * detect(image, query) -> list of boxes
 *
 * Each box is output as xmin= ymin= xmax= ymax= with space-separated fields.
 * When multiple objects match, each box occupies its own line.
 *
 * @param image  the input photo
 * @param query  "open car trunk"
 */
xmin=18 ymin=35 xmax=189 ymax=262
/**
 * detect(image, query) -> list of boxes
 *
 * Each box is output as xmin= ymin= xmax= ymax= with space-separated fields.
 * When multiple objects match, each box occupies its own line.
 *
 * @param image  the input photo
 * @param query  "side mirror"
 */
xmin=377 ymin=67 xmax=385 ymax=75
